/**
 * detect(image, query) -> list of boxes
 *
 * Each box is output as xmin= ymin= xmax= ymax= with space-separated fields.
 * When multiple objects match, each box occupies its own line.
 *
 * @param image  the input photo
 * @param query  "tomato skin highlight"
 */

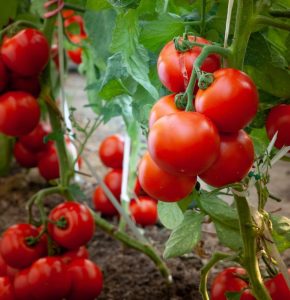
xmin=1 ymin=29 xmax=49 ymax=76
xmin=211 ymin=267 xmax=248 ymax=300
xmin=130 ymin=197 xmax=158 ymax=226
xmin=157 ymin=36 xmax=221 ymax=93
xmin=93 ymin=186 xmax=119 ymax=217
xmin=266 ymin=104 xmax=290 ymax=149
xmin=66 ymin=258 xmax=103 ymax=300
xmin=148 ymin=111 xmax=220 ymax=176
xmin=0 ymin=276 xmax=14 ymax=300
xmin=195 ymin=68 xmax=259 ymax=133
xmin=28 ymin=257 xmax=71 ymax=300
xmin=138 ymin=152 xmax=196 ymax=202
xmin=149 ymin=94 xmax=181 ymax=129
xmin=99 ymin=135 xmax=124 ymax=168
xmin=199 ymin=130 xmax=254 ymax=187
xmin=0 ymin=91 xmax=40 ymax=137
xmin=0 ymin=224 xmax=46 ymax=269
xmin=13 ymin=142 xmax=38 ymax=168
xmin=48 ymin=202 xmax=95 ymax=250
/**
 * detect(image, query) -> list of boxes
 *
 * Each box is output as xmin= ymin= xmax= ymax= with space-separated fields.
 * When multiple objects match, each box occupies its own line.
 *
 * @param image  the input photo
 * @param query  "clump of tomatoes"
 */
xmin=0 ymin=202 xmax=103 ymax=300
xmin=138 ymin=35 xmax=262 ymax=202
xmin=93 ymin=134 xmax=158 ymax=227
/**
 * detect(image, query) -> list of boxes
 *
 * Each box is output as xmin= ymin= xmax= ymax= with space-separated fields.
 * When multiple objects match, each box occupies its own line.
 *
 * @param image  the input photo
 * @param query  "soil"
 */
xmin=0 ymin=72 xmax=289 ymax=299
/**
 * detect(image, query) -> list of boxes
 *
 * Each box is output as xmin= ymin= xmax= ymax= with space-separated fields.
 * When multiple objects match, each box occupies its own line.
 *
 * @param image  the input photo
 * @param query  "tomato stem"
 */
xmin=0 ymin=134 xmax=13 ymax=176
xmin=199 ymin=252 xmax=232 ymax=300
xmin=269 ymin=9 xmax=290 ymax=18
xmin=0 ymin=20 xmax=39 ymax=37
xmin=255 ymin=15 xmax=290 ymax=31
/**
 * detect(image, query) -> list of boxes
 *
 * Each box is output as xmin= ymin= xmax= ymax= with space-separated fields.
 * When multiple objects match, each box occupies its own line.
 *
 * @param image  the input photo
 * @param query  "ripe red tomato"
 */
xmin=157 ymin=35 xmax=221 ymax=93
xmin=28 ymin=257 xmax=71 ymax=300
xmin=48 ymin=202 xmax=95 ymax=250
xmin=265 ymin=272 xmax=290 ymax=300
xmin=211 ymin=267 xmax=248 ymax=300
xmin=1 ymin=28 xmax=49 ymax=76
xmin=64 ymin=15 xmax=86 ymax=36
xmin=19 ymin=122 xmax=51 ymax=152
xmin=138 ymin=152 xmax=196 ymax=202
xmin=199 ymin=130 xmax=254 ymax=187
xmin=266 ymin=104 xmax=290 ymax=149
xmin=62 ymin=9 xmax=75 ymax=19
xmin=0 ymin=224 xmax=46 ymax=269
xmin=195 ymin=68 xmax=259 ymax=132
xmin=130 ymin=197 xmax=158 ymax=226
xmin=0 ymin=57 xmax=8 ymax=92
xmin=66 ymin=258 xmax=103 ymax=300
xmin=0 ymin=253 xmax=7 ymax=277
xmin=61 ymin=246 xmax=89 ymax=264
xmin=37 ymin=146 xmax=60 ymax=180
xmin=13 ymin=142 xmax=38 ymax=168
xmin=9 ymin=73 xmax=41 ymax=98
xmin=67 ymin=34 xmax=86 ymax=64
xmin=149 ymin=94 xmax=183 ymax=129
xmin=0 ymin=276 xmax=14 ymax=300
xmin=148 ymin=111 xmax=220 ymax=176
xmin=240 ymin=289 xmax=256 ymax=300
xmin=104 ymin=169 xmax=122 ymax=199
xmin=99 ymin=135 xmax=124 ymax=168
xmin=14 ymin=268 xmax=33 ymax=300
xmin=0 ymin=91 xmax=40 ymax=137
xmin=93 ymin=186 xmax=119 ymax=217
xmin=134 ymin=177 xmax=147 ymax=197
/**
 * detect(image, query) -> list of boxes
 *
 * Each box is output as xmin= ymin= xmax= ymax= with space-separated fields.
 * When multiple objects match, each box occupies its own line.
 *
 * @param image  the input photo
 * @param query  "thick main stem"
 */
xmin=233 ymin=191 xmax=271 ymax=300
xmin=0 ymin=134 xmax=13 ymax=176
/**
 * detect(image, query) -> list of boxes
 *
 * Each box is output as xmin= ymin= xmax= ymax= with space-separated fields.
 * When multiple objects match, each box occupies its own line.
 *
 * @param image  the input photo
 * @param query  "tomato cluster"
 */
xmin=211 ymin=267 xmax=290 ymax=300
xmin=63 ymin=10 xmax=87 ymax=65
xmin=0 ymin=202 xmax=103 ymax=299
xmin=93 ymin=135 xmax=158 ymax=226
xmin=138 ymin=36 xmax=258 ymax=202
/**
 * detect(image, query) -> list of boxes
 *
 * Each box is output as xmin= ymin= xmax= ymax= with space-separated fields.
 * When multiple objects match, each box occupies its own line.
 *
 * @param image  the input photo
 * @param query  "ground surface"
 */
xmin=0 ymin=72 xmax=289 ymax=299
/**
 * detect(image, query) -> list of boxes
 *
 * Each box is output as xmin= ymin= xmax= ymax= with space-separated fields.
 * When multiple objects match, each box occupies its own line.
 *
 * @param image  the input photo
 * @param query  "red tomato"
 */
xmin=61 ymin=246 xmax=89 ymax=265
xmin=37 ymin=146 xmax=60 ymax=180
xmin=134 ymin=177 xmax=147 ymax=197
xmin=149 ymin=94 xmax=182 ymax=129
xmin=211 ymin=267 xmax=248 ymax=300
xmin=6 ymin=266 xmax=19 ymax=281
xmin=93 ymin=186 xmax=119 ymax=217
xmin=104 ymin=169 xmax=122 ymax=199
xmin=9 ymin=74 xmax=41 ymax=98
xmin=48 ymin=202 xmax=95 ymax=250
xmin=130 ymin=197 xmax=158 ymax=226
xmin=199 ymin=130 xmax=254 ymax=187
xmin=265 ymin=272 xmax=290 ymax=300
xmin=266 ymin=104 xmax=290 ymax=149
xmin=19 ymin=122 xmax=51 ymax=152
xmin=0 ymin=91 xmax=40 ymax=137
xmin=13 ymin=142 xmax=38 ymax=168
xmin=195 ymin=68 xmax=259 ymax=133
xmin=0 ymin=224 xmax=46 ymax=269
xmin=62 ymin=9 xmax=75 ymax=19
xmin=99 ymin=135 xmax=124 ymax=168
xmin=14 ymin=268 xmax=33 ymax=300
xmin=67 ymin=34 xmax=86 ymax=65
xmin=1 ymin=29 xmax=49 ymax=76
xmin=240 ymin=289 xmax=256 ymax=299
xmin=157 ymin=35 xmax=221 ymax=93
xmin=28 ymin=257 xmax=71 ymax=300
xmin=148 ymin=111 xmax=220 ymax=176
xmin=64 ymin=15 xmax=86 ymax=36
xmin=0 ymin=254 xmax=7 ymax=277
xmin=0 ymin=276 xmax=14 ymax=300
xmin=66 ymin=258 xmax=103 ymax=300
xmin=138 ymin=152 xmax=196 ymax=202
xmin=0 ymin=57 xmax=8 ymax=92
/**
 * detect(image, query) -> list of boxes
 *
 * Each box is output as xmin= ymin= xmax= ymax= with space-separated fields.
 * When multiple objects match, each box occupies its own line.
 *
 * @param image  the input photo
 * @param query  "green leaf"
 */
xmin=249 ymin=128 xmax=269 ymax=156
xmin=30 ymin=0 xmax=46 ymax=16
xmin=140 ymin=13 xmax=185 ymax=52
xmin=86 ymin=0 xmax=112 ymax=11
xmin=107 ymin=0 xmax=139 ymax=8
xmin=158 ymin=202 xmax=184 ymax=229
xmin=0 ymin=0 xmax=17 ymax=29
xmin=111 ymin=10 xmax=159 ymax=99
xmin=164 ymin=210 xmax=204 ymax=259
xmin=226 ymin=291 xmax=243 ymax=300
xmin=68 ymin=183 xmax=86 ymax=200
xmin=271 ymin=215 xmax=290 ymax=252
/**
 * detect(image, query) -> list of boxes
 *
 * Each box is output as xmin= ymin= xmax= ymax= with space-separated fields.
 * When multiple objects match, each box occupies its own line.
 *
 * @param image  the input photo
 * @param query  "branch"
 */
xmin=269 ymin=9 xmax=290 ymax=18
xmin=255 ymin=15 xmax=290 ymax=31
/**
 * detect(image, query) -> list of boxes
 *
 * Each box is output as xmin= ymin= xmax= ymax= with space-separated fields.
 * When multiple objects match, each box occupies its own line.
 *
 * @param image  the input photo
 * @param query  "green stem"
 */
xmin=269 ymin=9 xmax=290 ymax=18
xmin=63 ymin=3 xmax=86 ymax=13
xmin=0 ymin=134 xmax=13 ymax=176
xmin=233 ymin=189 xmax=271 ymax=300
xmin=199 ymin=252 xmax=232 ymax=300
xmin=255 ymin=15 xmax=290 ymax=31
xmin=91 ymin=209 xmax=172 ymax=283
xmin=0 ymin=20 xmax=38 ymax=36
xmin=228 ymin=0 xmax=254 ymax=69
